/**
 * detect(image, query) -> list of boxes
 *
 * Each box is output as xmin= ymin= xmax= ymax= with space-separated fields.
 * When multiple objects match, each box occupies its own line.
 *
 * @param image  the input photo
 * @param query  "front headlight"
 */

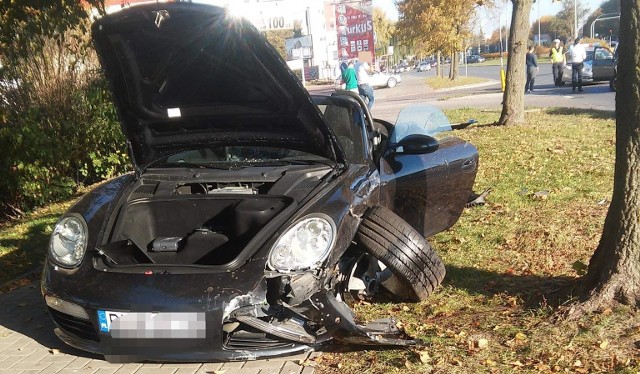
xmin=49 ymin=215 xmax=88 ymax=267
xmin=267 ymin=215 xmax=336 ymax=272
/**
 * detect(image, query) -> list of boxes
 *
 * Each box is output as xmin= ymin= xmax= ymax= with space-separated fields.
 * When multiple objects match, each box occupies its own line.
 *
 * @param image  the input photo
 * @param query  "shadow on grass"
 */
xmin=0 ymin=213 xmax=59 ymax=284
xmin=444 ymin=264 xmax=579 ymax=309
xmin=546 ymin=107 xmax=615 ymax=120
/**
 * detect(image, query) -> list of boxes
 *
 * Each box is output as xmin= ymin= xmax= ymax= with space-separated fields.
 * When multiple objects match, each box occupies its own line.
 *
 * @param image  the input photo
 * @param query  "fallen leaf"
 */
xmin=485 ymin=359 xmax=497 ymax=366
xmin=48 ymin=348 xmax=59 ymax=355
xmin=515 ymin=332 xmax=527 ymax=341
xmin=599 ymin=340 xmax=609 ymax=349
xmin=418 ymin=350 xmax=431 ymax=363
xmin=511 ymin=361 xmax=524 ymax=367
xmin=573 ymin=359 xmax=583 ymax=367
xmin=477 ymin=338 xmax=489 ymax=349
xmin=533 ymin=190 xmax=550 ymax=200
xmin=402 ymin=305 xmax=410 ymax=312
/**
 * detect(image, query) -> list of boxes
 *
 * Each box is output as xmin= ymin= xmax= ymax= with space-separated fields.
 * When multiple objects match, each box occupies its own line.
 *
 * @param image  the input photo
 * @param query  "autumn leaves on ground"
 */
xmin=315 ymin=108 xmax=640 ymax=373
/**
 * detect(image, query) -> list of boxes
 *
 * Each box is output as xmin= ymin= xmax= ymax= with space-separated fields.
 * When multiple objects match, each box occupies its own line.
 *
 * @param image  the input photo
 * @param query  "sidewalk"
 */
xmin=0 ymin=280 xmax=318 ymax=374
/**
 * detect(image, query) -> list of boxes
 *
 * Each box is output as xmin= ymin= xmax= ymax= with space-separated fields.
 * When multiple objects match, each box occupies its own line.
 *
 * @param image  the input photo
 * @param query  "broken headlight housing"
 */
xmin=49 ymin=214 xmax=88 ymax=267
xmin=267 ymin=215 xmax=335 ymax=272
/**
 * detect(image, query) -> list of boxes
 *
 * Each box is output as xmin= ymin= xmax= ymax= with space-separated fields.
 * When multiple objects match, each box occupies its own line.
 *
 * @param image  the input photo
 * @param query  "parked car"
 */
xmin=561 ymin=45 xmax=615 ymax=86
xmin=335 ymin=69 xmax=402 ymax=89
xmin=466 ymin=55 xmax=486 ymax=63
xmin=416 ymin=61 xmax=432 ymax=72
xmin=392 ymin=62 xmax=410 ymax=73
xmin=42 ymin=3 xmax=478 ymax=363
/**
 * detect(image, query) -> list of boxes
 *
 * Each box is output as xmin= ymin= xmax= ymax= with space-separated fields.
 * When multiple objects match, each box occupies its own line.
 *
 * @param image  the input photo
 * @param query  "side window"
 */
xmin=317 ymin=103 xmax=365 ymax=163
xmin=595 ymin=48 xmax=613 ymax=60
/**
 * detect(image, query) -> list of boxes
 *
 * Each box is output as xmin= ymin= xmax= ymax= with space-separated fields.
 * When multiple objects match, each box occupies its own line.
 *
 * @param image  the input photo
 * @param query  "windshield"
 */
xmin=389 ymin=104 xmax=452 ymax=144
xmin=150 ymin=146 xmax=332 ymax=169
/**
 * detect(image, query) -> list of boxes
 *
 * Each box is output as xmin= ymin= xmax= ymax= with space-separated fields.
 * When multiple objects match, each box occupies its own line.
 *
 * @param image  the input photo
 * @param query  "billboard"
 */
xmin=335 ymin=0 xmax=374 ymax=61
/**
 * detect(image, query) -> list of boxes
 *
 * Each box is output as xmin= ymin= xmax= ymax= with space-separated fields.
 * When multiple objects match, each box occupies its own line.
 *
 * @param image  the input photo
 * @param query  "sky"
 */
xmin=372 ymin=0 xmax=606 ymax=35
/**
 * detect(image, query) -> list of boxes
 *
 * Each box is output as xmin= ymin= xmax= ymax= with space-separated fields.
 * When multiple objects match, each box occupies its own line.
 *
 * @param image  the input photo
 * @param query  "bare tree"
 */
xmin=497 ymin=0 xmax=534 ymax=126
xmin=569 ymin=0 xmax=640 ymax=315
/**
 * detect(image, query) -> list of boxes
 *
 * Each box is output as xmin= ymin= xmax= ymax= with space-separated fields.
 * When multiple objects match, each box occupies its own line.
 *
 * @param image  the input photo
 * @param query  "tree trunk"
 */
xmin=436 ymin=51 xmax=442 ymax=77
xmin=571 ymin=0 xmax=640 ymax=315
xmin=449 ymin=50 xmax=459 ymax=80
xmin=497 ymin=0 xmax=533 ymax=126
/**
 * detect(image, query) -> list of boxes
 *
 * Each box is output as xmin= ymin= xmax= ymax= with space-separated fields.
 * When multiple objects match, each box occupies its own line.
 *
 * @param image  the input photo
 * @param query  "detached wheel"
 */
xmin=356 ymin=205 xmax=446 ymax=301
xmin=387 ymin=77 xmax=397 ymax=88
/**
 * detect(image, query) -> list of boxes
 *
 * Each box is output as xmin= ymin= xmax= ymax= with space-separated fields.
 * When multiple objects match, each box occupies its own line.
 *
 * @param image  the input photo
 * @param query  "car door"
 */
xmin=592 ymin=46 xmax=615 ymax=81
xmin=377 ymin=105 xmax=479 ymax=238
xmin=312 ymin=94 xmax=372 ymax=165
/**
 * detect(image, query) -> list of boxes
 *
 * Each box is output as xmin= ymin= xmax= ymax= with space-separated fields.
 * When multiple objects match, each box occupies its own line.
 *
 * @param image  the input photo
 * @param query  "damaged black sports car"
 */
xmin=41 ymin=3 xmax=479 ymax=362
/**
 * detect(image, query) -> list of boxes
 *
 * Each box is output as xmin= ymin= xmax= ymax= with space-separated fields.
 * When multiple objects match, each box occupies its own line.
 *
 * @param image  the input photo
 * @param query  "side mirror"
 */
xmin=390 ymin=134 xmax=439 ymax=155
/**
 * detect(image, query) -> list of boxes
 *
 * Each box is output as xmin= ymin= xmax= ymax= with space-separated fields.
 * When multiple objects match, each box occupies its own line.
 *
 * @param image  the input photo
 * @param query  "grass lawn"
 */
xmin=316 ymin=108 xmax=639 ymax=373
xmin=0 ymin=200 xmax=74 ymax=285
xmin=426 ymin=76 xmax=490 ymax=90
xmin=1 ymin=108 xmax=637 ymax=372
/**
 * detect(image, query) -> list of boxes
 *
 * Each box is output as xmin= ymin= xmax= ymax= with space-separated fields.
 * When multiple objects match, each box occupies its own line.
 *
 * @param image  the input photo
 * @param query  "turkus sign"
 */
xmin=335 ymin=0 xmax=374 ymax=61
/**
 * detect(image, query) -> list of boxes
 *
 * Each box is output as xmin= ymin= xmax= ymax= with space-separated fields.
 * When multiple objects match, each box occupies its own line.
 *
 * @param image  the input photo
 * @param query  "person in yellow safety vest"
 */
xmin=549 ymin=39 xmax=566 ymax=87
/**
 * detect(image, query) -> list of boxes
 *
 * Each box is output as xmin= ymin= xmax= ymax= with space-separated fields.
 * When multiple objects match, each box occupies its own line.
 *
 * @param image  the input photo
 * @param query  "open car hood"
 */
xmin=92 ymin=3 xmax=338 ymax=171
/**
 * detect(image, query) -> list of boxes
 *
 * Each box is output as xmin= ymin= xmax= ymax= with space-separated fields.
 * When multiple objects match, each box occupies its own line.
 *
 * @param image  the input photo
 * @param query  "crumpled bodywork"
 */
xmin=41 ymin=2 xmax=478 ymax=363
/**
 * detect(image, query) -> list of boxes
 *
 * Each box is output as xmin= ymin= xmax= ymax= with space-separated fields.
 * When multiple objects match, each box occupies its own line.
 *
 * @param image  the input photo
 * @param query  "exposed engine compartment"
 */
xmin=97 ymin=165 xmax=332 ymax=268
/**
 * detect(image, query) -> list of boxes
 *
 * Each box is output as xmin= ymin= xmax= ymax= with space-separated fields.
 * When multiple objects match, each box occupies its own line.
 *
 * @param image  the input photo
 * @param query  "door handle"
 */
xmin=461 ymin=158 xmax=476 ymax=171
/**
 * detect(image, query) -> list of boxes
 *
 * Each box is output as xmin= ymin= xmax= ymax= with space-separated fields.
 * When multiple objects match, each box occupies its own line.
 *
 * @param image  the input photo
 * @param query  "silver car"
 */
xmin=561 ymin=45 xmax=615 ymax=85
xmin=335 ymin=70 xmax=402 ymax=90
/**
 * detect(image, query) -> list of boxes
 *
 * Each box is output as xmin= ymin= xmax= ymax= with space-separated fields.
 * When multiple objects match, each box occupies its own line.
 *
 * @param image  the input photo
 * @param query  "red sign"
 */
xmin=335 ymin=1 xmax=374 ymax=61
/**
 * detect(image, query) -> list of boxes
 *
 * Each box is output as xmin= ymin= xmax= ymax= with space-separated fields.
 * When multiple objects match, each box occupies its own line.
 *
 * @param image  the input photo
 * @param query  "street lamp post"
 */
xmin=590 ymin=13 xmax=621 ymax=38
xmin=537 ymin=0 xmax=541 ymax=46
xmin=574 ymin=0 xmax=577 ymax=38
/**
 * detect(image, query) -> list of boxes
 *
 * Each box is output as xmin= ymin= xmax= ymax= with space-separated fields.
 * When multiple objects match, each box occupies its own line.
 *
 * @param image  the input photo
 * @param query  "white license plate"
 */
xmin=97 ymin=310 xmax=206 ymax=339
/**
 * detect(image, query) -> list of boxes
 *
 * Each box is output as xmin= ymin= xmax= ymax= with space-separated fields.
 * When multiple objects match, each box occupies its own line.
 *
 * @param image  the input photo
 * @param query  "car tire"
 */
xmin=387 ymin=78 xmax=397 ymax=88
xmin=356 ymin=205 xmax=446 ymax=301
xmin=610 ymin=77 xmax=616 ymax=91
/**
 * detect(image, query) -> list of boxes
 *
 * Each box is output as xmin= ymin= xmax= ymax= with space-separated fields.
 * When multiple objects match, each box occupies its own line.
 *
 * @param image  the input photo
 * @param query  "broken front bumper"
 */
xmin=42 ymin=258 xmax=416 ymax=362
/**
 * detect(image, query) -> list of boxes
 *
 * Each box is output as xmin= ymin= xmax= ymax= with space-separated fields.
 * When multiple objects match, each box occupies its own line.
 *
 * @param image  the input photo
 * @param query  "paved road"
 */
xmin=310 ymin=64 xmax=615 ymax=123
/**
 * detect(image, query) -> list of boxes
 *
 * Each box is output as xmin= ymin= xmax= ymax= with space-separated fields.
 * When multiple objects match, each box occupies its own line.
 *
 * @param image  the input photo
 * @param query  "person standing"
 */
xmin=549 ymin=39 xmax=565 ymax=86
xmin=569 ymin=37 xmax=587 ymax=92
xmin=357 ymin=61 xmax=374 ymax=110
xmin=342 ymin=60 xmax=359 ymax=93
xmin=525 ymin=45 xmax=538 ymax=93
